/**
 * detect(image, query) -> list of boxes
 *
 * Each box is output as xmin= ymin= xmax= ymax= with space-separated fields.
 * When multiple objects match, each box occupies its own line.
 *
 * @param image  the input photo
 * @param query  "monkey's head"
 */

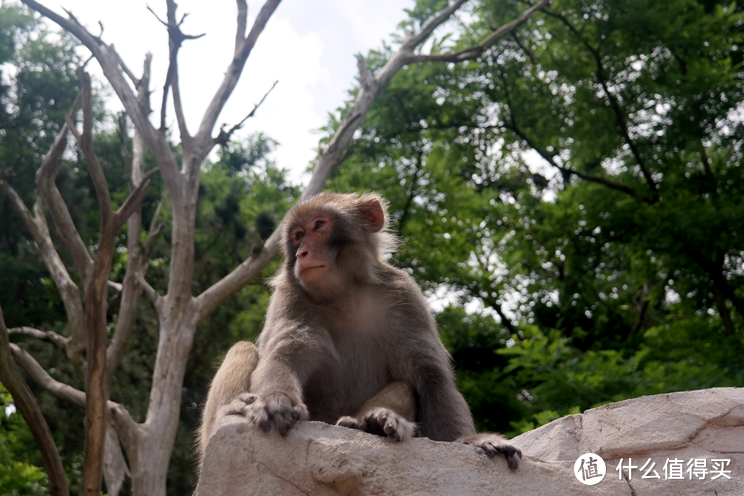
xmin=281 ymin=192 xmax=396 ymax=300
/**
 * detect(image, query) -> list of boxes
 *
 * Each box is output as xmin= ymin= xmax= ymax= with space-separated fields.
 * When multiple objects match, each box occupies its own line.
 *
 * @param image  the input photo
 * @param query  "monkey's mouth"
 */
xmin=300 ymin=265 xmax=327 ymax=273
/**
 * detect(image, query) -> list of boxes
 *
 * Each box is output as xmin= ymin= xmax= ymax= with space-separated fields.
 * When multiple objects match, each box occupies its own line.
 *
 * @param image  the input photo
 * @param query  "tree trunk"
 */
xmin=130 ymin=315 xmax=198 ymax=496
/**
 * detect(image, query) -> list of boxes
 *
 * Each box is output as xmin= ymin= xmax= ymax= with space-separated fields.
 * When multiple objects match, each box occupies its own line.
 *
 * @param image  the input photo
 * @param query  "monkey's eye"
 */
xmin=294 ymin=230 xmax=304 ymax=242
xmin=314 ymin=219 xmax=326 ymax=230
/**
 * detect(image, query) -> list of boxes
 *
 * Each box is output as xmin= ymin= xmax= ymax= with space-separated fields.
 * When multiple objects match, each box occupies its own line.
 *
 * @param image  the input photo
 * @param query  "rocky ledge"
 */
xmin=196 ymin=387 xmax=743 ymax=495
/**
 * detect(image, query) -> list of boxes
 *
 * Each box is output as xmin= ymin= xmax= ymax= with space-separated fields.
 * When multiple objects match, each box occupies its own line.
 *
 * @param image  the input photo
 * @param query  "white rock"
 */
xmin=196 ymin=387 xmax=744 ymax=495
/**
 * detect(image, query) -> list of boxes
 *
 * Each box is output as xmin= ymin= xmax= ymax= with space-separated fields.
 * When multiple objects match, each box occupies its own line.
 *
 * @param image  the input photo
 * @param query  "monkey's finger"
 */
xmin=249 ymin=406 xmax=272 ymax=432
xmin=368 ymin=409 xmax=388 ymax=426
xmin=384 ymin=415 xmax=415 ymax=442
xmin=479 ymin=441 xmax=498 ymax=457
xmin=290 ymin=403 xmax=309 ymax=422
xmin=383 ymin=417 xmax=397 ymax=437
xmin=276 ymin=409 xmax=297 ymax=437
xmin=277 ymin=418 xmax=291 ymax=437
xmin=295 ymin=404 xmax=310 ymax=421
xmin=497 ymin=444 xmax=519 ymax=458
xmin=492 ymin=444 xmax=521 ymax=469
xmin=336 ymin=416 xmax=363 ymax=430
xmin=237 ymin=393 xmax=258 ymax=405
xmin=257 ymin=417 xmax=272 ymax=431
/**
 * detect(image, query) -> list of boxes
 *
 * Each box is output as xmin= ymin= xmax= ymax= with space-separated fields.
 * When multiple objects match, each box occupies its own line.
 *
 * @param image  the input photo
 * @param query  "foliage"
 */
xmin=0 ymin=385 xmax=47 ymax=496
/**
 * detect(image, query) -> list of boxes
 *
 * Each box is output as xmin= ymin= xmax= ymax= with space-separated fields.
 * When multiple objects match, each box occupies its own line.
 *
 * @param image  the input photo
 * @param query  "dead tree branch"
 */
xmin=192 ymin=0 xmax=282 ymax=160
xmin=0 ymin=180 xmax=87 ymax=371
xmin=20 ymin=0 xmax=182 ymax=201
xmin=113 ymin=168 xmax=157 ymax=232
xmin=0 ymin=307 xmax=69 ymax=496
xmin=150 ymin=1 xmax=204 ymax=141
xmin=214 ymin=80 xmax=278 ymax=146
xmin=406 ymin=0 xmax=551 ymax=64
xmin=8 ymin=326 xmax=69 ymax=350
xmin=235 ymin=0 xmax=247 ymax=47
xmin=136 ymin=273 xmax=162 ymax=309
xmin=107 ymin=57 xmax=155 ymax=383
xmin=9 ymin=343 xmax=141 ymax=459
xmin=35 ymin=92 xmax=94 ymax=282
xmin=64 ymin=69 xmax=120 ymax=495
xmin=10 ymin=344 xmax=85 ymax=408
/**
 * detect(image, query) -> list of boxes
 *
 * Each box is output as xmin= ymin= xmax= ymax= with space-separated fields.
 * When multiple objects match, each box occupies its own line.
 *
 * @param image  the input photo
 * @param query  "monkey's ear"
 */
xmin=360 ymin=199 xmax=385 ymax=233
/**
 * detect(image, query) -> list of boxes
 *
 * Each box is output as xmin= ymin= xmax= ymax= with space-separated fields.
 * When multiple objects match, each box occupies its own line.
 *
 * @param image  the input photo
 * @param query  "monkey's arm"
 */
xmin=411 ymin=352 xmax=476 ymax=441
xmin=238 ymin=322 xmax=336 ymax=436
xmin=386 ymin=286 xmax=476 ymax=441
xmin=411 ymin=354 xmax=522 ymax=468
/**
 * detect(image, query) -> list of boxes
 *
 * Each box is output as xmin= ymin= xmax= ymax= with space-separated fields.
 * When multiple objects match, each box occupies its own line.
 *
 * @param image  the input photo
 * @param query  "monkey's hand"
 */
xmin=248 ymin=392 xmax=310 ymax=436
xmin=221 ymin=391 xmax=309 ymax=436
xmin=336 ymin=407 xmax=416 ymax=442
xmin=458 ymin=433 xmax=522 ymax=469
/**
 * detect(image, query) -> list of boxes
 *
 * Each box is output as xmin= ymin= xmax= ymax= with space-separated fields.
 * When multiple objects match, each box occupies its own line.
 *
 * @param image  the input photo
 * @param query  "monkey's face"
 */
xmin=289 ymin=212 xmax=347 ymax=296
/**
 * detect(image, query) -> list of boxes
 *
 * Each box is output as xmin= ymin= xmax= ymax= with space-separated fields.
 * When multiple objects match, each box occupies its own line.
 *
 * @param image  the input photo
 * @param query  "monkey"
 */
xmin=197 ymin=192 xmax=521 ymax=469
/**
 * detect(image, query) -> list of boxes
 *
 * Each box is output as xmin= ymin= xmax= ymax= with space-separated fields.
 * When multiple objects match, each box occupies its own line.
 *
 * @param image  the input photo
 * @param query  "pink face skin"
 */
xmin=290 ymin=213 xmax=345 ymax=296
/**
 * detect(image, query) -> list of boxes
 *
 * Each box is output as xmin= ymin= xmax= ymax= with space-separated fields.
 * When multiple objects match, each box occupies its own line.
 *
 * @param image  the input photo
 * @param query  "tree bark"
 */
xmin=61 ymin=70 xmax=117 ymax=496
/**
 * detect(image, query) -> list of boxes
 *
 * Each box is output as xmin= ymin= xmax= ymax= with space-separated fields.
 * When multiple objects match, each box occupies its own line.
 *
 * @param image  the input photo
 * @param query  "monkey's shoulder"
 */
xmin=376 ymin=263 xmax=424 ymax=291
xmin=375 ymin=264 xmax=430 ymax=305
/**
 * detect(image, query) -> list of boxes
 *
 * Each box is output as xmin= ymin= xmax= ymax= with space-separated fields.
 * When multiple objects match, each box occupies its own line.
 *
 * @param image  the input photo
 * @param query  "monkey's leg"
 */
xmin=336 ymin=381 xmax=417 ymax=441
xmin=197 ymin=341 xmax=258 ymax=460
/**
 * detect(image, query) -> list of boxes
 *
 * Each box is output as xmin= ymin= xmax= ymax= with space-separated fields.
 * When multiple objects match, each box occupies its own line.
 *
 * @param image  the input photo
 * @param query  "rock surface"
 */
xmin=196 ymin=387 xmax=744 ymax=495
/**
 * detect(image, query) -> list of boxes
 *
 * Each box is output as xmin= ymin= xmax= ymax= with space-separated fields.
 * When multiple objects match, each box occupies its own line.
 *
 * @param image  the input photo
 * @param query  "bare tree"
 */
xmin=1 ymin=1 xmax=548 ymax=494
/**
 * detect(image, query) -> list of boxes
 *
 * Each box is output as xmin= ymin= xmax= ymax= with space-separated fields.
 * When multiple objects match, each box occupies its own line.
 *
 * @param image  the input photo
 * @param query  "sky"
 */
xmin=35 ymin=0 xmax=414 ymax=183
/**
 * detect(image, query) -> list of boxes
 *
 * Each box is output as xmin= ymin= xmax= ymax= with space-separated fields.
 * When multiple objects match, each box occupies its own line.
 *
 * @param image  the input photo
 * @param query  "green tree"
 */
xmin=327 ymin=0 xmax=744 ymax=434
xmin=0 ymin=385 xmax=47 ymax=496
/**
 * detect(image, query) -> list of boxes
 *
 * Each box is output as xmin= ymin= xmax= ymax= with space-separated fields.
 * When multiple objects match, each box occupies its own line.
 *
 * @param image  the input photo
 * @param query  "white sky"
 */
xmin=35 ymin=0 xmax=414 ymax=183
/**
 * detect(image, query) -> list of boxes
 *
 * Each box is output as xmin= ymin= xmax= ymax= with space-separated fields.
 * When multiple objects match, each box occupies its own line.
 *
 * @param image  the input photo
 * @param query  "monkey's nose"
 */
xmin=297 ymin=248 xmax=308 ymax=258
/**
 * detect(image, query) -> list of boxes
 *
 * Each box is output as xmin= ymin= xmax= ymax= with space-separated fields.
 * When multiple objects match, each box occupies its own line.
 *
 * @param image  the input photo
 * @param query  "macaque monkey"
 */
xmin=198 ymin=192 xmax=521 ymax=469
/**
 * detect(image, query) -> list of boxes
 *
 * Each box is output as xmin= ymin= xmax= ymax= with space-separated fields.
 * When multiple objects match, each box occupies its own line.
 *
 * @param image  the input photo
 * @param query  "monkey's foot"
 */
xmin=217 ymin=392 xmax=258 ymax=421
xmin=458 ymin=433 xmax=522 ymax=469
xmin=336 ymin=416 xmax=365 ymax=430
xmin=243 ymin=392 xmax=310 ymax=437
xmin=336 ymin=407 xmax=416 ymax=442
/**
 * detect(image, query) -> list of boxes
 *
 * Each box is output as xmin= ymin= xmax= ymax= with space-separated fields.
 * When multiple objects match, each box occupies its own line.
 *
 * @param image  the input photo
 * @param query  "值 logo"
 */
xmin=575 ymin=453 xmax=606 ymax=485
